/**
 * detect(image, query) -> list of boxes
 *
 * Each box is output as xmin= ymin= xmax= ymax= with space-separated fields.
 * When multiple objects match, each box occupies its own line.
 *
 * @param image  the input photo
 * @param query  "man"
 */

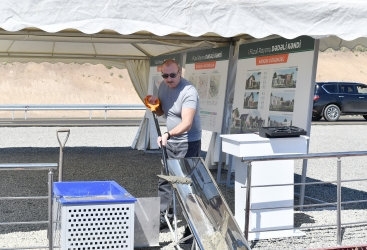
xmin=147 ymin=59 xmax=201 ymax=242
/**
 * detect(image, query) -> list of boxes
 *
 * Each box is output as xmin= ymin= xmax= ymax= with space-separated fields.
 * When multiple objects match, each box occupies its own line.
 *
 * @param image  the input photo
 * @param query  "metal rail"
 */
xmin=0 ymin=104 xmax=146 ymax=119
xmin=240 ymin=150 xmax=367 ymax=245
xmin=0 ymin=163 xmax=58 ymax=250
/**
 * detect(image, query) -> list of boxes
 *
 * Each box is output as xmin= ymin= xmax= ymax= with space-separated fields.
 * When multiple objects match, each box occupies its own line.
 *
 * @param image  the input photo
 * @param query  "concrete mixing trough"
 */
xmin=166 ymin=157 xmax=251 ymax=250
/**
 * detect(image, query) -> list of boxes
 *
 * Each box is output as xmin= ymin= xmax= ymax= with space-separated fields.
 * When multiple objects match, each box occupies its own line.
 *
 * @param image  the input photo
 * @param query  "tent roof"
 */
xmin=0 ymin=0 xmax=367 ymax=67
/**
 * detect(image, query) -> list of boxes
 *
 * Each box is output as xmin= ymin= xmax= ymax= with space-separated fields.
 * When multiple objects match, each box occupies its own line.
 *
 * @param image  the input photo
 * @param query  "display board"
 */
xmin=231 ymin=36 xmax=315 ymax=134
xmin=185 ymin=47 xmax=230 ymax=132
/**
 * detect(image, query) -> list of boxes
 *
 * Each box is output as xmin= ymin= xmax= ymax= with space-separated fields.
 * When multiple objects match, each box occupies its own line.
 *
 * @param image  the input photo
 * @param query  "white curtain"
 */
xmin=126 ymin=59 xmax=160 ymax=150
xmin=125 ymin=59 xmax=150 ymax=102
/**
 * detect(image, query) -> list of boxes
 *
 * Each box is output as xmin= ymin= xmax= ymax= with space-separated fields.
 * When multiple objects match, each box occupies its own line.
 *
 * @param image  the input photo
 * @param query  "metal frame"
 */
xmin=0 ymin=163 xmax=58 ymax=250
xmin=0 ymin=104 xmax=146 ymax=119
xmin=241 ymin=150 xmax=367 ymax=245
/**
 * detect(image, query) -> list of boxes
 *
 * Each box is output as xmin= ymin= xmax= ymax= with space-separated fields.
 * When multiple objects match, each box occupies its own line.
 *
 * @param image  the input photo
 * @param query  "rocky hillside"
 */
xmin=0 ymin=62 xmax=143 ymax=118
xmin=316 ymin=50 xmax=367 ymax=83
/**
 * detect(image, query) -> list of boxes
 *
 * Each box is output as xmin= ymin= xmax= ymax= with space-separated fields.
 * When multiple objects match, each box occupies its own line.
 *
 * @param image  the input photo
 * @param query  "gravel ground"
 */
xmin=1 ymin=125 xmax=367 ymax=249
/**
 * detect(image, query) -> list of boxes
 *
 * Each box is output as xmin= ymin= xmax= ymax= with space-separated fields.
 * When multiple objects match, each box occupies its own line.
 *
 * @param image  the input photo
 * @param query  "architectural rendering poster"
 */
xmin=185 ymin=46 xmax=230 ymax=132
xmin=231 ymin=36 xmax=315 ymax=134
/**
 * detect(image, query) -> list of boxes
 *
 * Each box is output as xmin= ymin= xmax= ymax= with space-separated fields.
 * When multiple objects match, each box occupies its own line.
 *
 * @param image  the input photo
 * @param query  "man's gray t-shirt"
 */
xmin=158 ymin=77 xmax=201 ymax=142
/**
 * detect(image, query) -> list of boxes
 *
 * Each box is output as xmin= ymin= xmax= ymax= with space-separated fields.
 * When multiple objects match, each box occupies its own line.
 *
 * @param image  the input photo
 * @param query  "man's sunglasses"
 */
xmin=161 ymin=71 xmax=179 ymax=79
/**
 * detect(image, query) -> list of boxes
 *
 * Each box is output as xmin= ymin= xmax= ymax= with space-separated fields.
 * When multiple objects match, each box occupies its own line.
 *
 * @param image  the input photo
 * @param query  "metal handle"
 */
xmin=151 ymin=112 xmax=169 ymax=175
xmin=56 ymin=129 xmax=70 ymax=149
xmin=56 ymin=129 xmax=70 ymax=182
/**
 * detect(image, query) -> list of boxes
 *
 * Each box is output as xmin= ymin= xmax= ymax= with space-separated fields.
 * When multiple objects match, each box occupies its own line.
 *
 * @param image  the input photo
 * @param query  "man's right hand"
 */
xmin=144 ymin=95 xmax=161 ymax=112
xmin=144 ymin=95 xmax=164 ymax=116
xmin=148 ymin=95 xmax=159 ymax=105
xmin=157 ymin=132 xmax=169 ymax=147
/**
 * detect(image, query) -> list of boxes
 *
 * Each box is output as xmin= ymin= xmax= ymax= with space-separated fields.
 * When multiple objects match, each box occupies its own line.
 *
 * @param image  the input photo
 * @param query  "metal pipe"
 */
xmin=0 ymin=196 xmax=48 ymax=200
xmin=0 ymin=163 xmax=58 ymax=170
xmin=241 ymin=198 xmax=367 ymax=212
xmin=0 ymin=104 xmax=146 ymax=110
xmin=144 ymin=117 xmax=149 ymax=152
xmin=242 ymin=180 xmax=337 ymax=188
xmin=216 ymin=135 xmax=223 ymax=184
xmin=300 ymin=39 xmax=320 ymax=212
xmin=249 ymin=202 xmax=336 ymax=211
xmin=173 ymin=191 xmax=178 ymax=242
xmin=226 ymin=155 xmax=233 ymax=187
xmin=299 ymin=159 xmax=308 ymax=210
xmin=244 ymin=161 xmax=252 ymax=240
xmin=0 ymin=221 xmax=48 ymax=225
xmin=337 ymin=157 xmax=342 ymax=245
xmin=0 ymin=246 xmax=50 ymax=250
xmin=48 ymin=169 xmax=54 ymax=250
xmin=242 ymin=151 xmax=367 ymax=162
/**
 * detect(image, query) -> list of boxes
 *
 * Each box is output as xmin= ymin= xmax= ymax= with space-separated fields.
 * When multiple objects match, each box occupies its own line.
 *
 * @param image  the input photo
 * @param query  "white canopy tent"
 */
xmin=1 ymin=0 xmax=367 ymax=65
xmin=0 ymin=0 xmax=367 ymax=153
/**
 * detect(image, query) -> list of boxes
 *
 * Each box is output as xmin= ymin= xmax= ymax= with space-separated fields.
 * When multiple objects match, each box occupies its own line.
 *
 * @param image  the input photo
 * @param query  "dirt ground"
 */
xmin=0 ymin=50 xmax=366 ymax=119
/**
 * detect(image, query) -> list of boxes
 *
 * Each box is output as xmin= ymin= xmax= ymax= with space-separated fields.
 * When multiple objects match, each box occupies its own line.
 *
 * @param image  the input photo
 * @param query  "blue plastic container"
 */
xmin=53 ymin=181 xmax=137 ymax=205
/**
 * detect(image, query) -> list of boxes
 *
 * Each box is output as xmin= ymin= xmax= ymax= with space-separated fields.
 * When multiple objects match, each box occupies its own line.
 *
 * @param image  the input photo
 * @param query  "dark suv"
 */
xmin=313 ymin=81 xmax=367 ymax=121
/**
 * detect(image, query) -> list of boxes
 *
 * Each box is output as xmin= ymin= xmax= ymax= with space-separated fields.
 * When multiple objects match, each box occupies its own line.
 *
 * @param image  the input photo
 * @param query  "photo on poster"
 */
xmin=230 ymin=109 xmax=265 ymax=134
xmin=245 ymin=71 xmax=262 ymax=90
xmin=209 ymin=74 xmax=221 ymax=99
xmin=243 ymin=91 xmax=259 ymax=109
xmin=188 ymin=75 xmax=198 ymax=86
xmin=196 ymin=74 xmax=209 ymax=99
xmin=268 ymin=114 xmax=293 ymax=127
xmin=269 ymin=91 xmax=295 ymax=112
xmin=271 ymin=67 xmax=298 ymax=88
xmin=152 ymin=75 xmax=162 ymax=96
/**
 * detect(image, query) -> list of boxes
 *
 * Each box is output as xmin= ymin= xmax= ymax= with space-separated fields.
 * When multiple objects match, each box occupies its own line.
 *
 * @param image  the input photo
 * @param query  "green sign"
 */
xmin=150 ymin=54 xmax=181 ymax=67
xmin=239 ymin=36 xmax=315 ymax=59
xmin=186 ymin=46 xmax=230 ymax=64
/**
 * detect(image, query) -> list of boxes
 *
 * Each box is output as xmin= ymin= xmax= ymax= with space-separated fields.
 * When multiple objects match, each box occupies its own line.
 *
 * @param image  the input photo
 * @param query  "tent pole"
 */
xmin=299 ymin=39 xmax=320 ymax=210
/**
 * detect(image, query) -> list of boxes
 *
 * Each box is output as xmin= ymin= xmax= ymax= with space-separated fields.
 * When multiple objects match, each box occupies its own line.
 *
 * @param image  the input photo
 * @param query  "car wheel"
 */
xmin=323 ymin=104 xmax=340 ymax=121
xmin=312 ymin=115 xmax=322 ymax=121
xmin=363 ymin=115 xmax=367 ymax=120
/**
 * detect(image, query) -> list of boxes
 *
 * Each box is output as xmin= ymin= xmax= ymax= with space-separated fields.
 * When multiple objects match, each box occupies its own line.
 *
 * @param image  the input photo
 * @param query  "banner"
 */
xmin=231 ymin=36 xmax=315 ymax=134
xmin=185 ymin=47 xmax=230 ymax=132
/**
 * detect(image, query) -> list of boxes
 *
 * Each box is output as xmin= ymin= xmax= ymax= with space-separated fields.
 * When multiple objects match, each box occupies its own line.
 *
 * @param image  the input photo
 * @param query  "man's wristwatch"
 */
xmin=164 ymin=132 xmax=171 ymax=140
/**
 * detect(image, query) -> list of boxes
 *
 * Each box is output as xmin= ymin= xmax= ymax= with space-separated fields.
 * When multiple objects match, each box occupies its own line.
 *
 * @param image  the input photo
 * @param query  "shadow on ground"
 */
xmin=294 ymin=174 xmax=367 ymax=210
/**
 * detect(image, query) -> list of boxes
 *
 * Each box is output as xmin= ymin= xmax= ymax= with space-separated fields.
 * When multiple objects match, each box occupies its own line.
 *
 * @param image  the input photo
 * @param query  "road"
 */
xmin=312 ymin=115 xmax=367 ymax=125
xmin=0 ymin=115 xmax=364 ymax=127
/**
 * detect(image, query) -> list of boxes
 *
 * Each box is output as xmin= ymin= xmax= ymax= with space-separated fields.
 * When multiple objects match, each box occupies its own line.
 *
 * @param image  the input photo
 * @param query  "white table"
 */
xmin=220 ymin=133 xmax=308 ymax=240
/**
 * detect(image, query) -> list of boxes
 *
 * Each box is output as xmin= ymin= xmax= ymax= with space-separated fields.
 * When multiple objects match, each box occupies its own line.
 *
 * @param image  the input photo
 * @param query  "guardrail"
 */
xmin=0 ymin=163 xmax=58 ymax=250
xmin=0 ymin=104 xmax=146 ymax=119
xmin=241 ymin=151 xmax=367 ymax=245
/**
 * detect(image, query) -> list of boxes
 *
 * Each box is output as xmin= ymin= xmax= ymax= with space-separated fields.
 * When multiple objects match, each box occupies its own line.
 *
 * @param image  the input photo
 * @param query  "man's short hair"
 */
xmin=162 ymin=59 xmax=180 ymax=68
